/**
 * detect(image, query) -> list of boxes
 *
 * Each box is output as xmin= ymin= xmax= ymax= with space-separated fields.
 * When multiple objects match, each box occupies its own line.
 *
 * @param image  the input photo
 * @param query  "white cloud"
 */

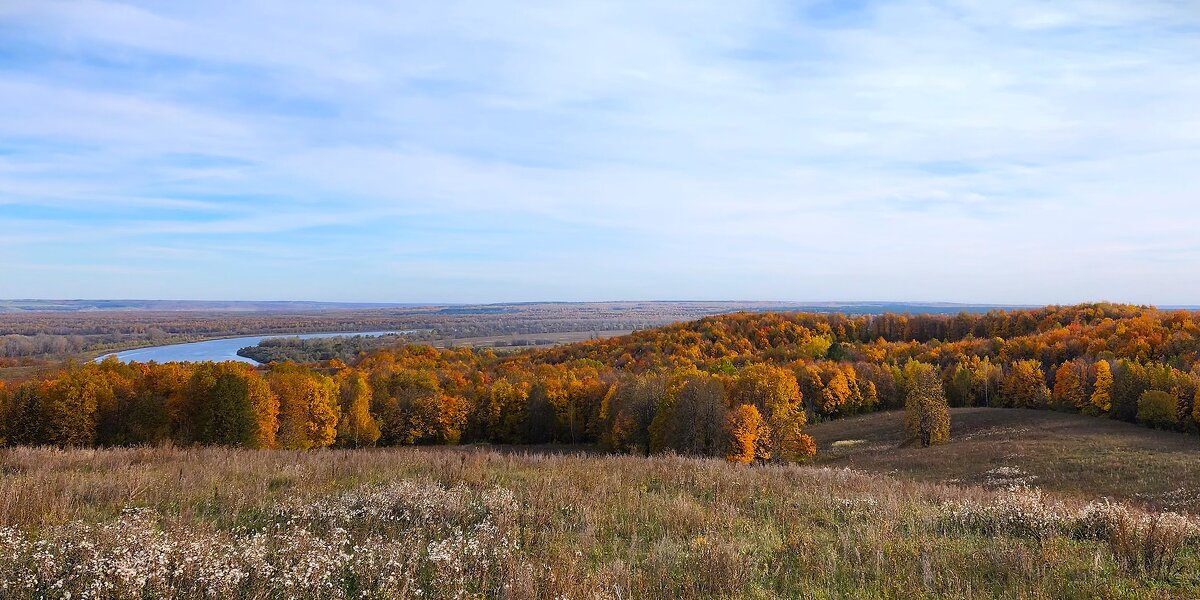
xmin=1 ymin=0 xmax=1198 ymax=302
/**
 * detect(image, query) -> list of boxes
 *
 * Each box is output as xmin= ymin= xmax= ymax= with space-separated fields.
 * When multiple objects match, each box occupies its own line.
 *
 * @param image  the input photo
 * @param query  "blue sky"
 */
xmin=1 ymin=1 xmax=1199 ymax=304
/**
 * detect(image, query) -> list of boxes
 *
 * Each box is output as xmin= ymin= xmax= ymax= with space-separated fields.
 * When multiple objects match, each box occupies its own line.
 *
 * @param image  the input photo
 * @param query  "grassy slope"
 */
xmin=2 ymin=446 xmax=1197 ymax=599
xmin=808 ymin=407 xmax=1200 ymax=512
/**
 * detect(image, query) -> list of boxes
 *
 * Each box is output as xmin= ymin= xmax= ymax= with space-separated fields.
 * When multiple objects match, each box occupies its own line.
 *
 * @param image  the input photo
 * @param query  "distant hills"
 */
xmin=0 ymin=300 xmax=434 ymax=313
xmin=0 ymin=299 xmax=1042 ymax=315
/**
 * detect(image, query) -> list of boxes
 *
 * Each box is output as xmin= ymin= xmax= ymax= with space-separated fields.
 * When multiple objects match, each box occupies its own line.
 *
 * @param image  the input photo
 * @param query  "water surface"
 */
xmin=99 ymin=331 xmax=405 ymax=365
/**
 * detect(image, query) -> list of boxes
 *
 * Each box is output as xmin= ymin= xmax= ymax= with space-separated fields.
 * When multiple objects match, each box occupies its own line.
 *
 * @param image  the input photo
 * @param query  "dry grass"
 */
xmin=1 ymin=445 xmax=1199 ymax=598
xmin=809 ymin=407 xmax=1200 ymax=512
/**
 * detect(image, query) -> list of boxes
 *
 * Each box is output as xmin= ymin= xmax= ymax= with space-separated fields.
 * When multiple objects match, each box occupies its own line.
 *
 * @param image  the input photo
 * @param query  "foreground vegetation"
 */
xmin=1 ymin=446 xmax=1198 ymax=599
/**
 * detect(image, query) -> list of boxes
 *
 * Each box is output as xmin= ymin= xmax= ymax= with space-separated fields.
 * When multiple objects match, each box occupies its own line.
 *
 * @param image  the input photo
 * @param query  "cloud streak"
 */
xmin=1 ymin=0 xmax=1198 ymax=303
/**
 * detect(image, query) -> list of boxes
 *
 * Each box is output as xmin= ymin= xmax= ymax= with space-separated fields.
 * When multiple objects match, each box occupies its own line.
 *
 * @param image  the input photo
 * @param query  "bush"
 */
xmin=1137 ymin=390 xmax=1177 ymax=430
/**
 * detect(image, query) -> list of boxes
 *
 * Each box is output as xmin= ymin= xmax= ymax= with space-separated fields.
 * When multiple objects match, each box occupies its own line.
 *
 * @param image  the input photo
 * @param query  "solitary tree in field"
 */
xmin=903 ymin=362 xmax=950 ymax=447
xmin=1090 ymin=360 xmax=1113 ymax=414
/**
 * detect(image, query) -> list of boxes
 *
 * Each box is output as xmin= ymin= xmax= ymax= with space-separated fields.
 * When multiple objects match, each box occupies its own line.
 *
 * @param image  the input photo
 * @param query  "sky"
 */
xmin=1 ymin=1 xmax=1199 ymax=304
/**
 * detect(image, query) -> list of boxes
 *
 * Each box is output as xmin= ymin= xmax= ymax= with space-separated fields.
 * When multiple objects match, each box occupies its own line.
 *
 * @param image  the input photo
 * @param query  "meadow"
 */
xmin=1 ymin=441 xmax=1198 ymax=599
xmin=809 ymin=407 xmax=1200 ymax=512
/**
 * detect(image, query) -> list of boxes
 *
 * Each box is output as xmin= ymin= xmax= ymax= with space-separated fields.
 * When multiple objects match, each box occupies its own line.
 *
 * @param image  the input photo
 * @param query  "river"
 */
xmin=97 ymin=331 xmax=407 ymax=365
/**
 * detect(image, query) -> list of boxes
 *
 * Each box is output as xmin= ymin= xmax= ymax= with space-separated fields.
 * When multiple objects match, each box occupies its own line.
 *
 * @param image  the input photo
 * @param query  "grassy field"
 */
xmin=1 ymin=442 xmax=1199 ymax=599
xmin=808 ymin=407 xmax=1200 ymax=512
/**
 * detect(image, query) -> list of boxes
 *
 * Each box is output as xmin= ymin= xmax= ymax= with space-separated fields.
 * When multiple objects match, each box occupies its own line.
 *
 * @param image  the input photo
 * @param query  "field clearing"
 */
xmin=1 ymin=445 xmax=1198 ymax=598
xmin=808 ymin=407 xmax=1200 ymax=512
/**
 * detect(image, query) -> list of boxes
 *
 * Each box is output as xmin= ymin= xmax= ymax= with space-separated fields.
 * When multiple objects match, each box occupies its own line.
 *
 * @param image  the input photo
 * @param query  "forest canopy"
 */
xmin=2 ymin=303 xmax=1198 ymax=462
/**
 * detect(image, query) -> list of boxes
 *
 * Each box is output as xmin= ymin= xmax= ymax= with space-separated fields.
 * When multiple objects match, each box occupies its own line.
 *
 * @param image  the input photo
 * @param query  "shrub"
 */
xmin=1137 ymin=390 xmax=1177 ymax=430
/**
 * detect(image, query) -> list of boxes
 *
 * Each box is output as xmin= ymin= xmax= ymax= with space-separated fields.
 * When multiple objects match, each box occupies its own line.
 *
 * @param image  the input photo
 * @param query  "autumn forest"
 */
xmin=3 ymin=303 xmax=1198 ymax=462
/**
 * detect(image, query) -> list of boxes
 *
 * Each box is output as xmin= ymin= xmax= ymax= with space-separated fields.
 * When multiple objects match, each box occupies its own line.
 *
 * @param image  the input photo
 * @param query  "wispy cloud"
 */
xmin=1 ymin=0 xmax=1198 ymax=303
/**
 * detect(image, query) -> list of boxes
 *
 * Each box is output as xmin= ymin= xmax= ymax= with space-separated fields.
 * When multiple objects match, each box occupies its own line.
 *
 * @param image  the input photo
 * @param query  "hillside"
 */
xmin=808 ymin=407 xmax=1200 ymax=512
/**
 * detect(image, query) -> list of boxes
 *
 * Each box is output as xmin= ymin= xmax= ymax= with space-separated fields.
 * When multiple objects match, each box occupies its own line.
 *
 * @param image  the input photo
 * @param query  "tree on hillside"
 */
xmin=1052 ymin=360 xmax=1089 ymax=411
xmin=1193 ymin=384 xmax=1200 ymax=429
xmin=4 ymin=382 xmax=47 ymax=446
xmin=649 ymin=371 xmax=726 ymax=456
xmin=180 ymin=363 xmax=274 ymax=448
xmin=1110 ymin=360 xmax=1148 ymax=422
xmin=335 ymin=370 xmax=380 ymax=448
xmin=902 ymin=362 xmax=950 ymax=447
xmin=372 ymin=369 xmax=440 ymax=445
xmin=725 ymin=403 xmax=769 ymax=464
xmin=524 ymin=382 xmax=557 ymax=444
xmin=602 ymin=374 xmax=664 ymax=455
xmin=270 ymin=365 xmax=338 ymax=450
xmin=731 ymin=364 xmax=813 ymax=462
xmin=1090 ymin=360 xmax=1113 ymax=414
xmin=945 ymin=361 xmax=974 ymax=407
xmin=36 ymin=365 xmax=112 ymax=447
xmin=484 ymin=377 xmax=530 ymax=444
xmin=1003 ymin=360 xmax=1050 ymax=409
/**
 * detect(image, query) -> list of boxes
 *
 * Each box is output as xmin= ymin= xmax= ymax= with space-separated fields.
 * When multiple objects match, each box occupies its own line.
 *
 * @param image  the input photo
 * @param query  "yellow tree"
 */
xmin=40 ymin=364 xmax=112 ymax=447
xmin=730 ymin=364 xmax=813 ymax=462
xmin=1091 ymin=360 xmax=1113 ymax=414
xmin=247 ymin=373 xmax=279 ymax=449
xmin=725 ymin=403 xmax=768 ymax=464
xmin=335 ymin=370 xmax=380 ymax=448
xmin=1052 ymin=360 xmax=1088 ymax=411
xmin=270 ymin=365 xmax=338 ymax=450
xmin=1193 ymin=384 xmax=1200 ymax=427
xmin=903 ymin=362 xmax=951 ymax=447
xmin=1003 ymin=360 xmax=1050 ymax=409
xmin=1137 ymin=390 xmax=1177 ymax=429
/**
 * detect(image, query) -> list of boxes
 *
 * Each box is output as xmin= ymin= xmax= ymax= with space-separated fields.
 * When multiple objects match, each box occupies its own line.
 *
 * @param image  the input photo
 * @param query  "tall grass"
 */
xmin=0 ymin=446 xmax=1197 ymax=598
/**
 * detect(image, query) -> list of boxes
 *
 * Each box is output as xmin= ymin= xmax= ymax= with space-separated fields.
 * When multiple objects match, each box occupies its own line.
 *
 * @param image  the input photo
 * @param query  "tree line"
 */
xmin=1 ymin=304 xmax=1198 ymax=458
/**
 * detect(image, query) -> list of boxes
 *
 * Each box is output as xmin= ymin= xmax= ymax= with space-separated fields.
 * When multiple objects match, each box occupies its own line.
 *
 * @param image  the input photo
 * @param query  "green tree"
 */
xmin=1137 ymin=390 xmax=1177 ymax=430
xmin=180 ymin=363 xmax=262 ymax=447
xmin=945 ymin=362 xmax=974 ymax=407
xmin=1110 ymin=360 xmax=1148 ymax=422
